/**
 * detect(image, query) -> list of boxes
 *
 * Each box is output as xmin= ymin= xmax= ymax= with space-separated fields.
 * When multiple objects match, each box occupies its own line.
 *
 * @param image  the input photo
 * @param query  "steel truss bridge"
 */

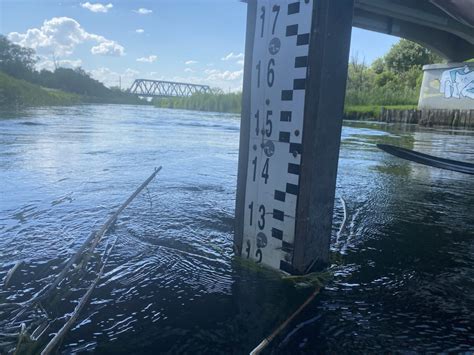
xmin=129 ymin=79 xmax=212 ymax=98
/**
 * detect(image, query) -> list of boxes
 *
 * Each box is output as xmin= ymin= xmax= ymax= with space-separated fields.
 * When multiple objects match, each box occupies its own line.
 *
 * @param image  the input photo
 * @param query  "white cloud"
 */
xmin=237 ymin=59 xmax=245 ymax=66
xmin=80 ymin=2 xmax=113 ymax=13
xmin=134 ymin=8 xmax=152 ymax=15
xmin=137 ymin=55 xmax=158 ymax=63
xmin=206 ymin=69 xmax=243 ymax=81
xmin=163 ymin=71 xmax=243 ymax=92
xmin=205 ymin=69 xmax=244 ymax=90
xmin=124 ymin=68 xmax=140 ymax=76
xmin=147 ymin=72 xmax=165 ymax=81
xmin=8 ymin=17 xmax=125 ymax=57
xmin=205 ymin=69 xmax=218 ymax=75
xmin=184 ymin=68 xmax=194 ymax=73
xmin=92 ymin=40 xmax=125 ymax=56
xmin=90 ymin=67 xmax=139 ymax=88
xmin=185 ymin=60 xmax=198 ymax=65
xmin=135 ymin=29 xmax=145 ymax=34
xmin=221 ymin=52 xmax=244 ymax=61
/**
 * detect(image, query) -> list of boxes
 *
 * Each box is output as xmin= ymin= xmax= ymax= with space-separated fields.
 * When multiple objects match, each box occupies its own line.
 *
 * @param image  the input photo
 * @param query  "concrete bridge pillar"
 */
xmin=235 ymin=0 xmax=354 ymax=274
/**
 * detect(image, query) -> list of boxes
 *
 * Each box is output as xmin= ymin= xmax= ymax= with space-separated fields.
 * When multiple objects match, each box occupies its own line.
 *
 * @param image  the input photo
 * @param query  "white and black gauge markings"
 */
xmin=243 ymin=0 xmax=313 ymax=272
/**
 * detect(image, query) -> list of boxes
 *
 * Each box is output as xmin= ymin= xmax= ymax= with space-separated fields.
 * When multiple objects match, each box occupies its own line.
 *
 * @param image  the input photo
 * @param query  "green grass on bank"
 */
xmin=153 ymin=91 xmax=418 ymax=121
xmin=153 ymin=92 xmax=242 ymax=114
xmin=0 ymin=71 xmax=81 ymax=107
xmin=0 ymin=71 xmax=151 ymax=108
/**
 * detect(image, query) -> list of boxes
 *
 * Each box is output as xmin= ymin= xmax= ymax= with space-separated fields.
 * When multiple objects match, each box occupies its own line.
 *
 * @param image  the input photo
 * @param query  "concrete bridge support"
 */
xmin=235 ymin=0 xmax=354 ymax=274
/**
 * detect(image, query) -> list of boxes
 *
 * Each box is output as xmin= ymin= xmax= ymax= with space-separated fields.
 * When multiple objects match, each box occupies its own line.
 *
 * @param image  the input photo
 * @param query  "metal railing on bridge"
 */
xmin=129 ymin=79 xmax=213 ymax=98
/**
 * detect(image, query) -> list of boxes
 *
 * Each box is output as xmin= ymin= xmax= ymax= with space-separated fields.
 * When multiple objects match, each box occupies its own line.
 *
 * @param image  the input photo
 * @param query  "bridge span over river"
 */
xmin=128 ymin=79 xmax=212 ymax=98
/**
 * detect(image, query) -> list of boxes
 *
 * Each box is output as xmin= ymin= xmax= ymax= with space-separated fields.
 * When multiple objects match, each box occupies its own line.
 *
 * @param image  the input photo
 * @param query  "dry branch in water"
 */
xmin=9 ymin=167 xmax=162 ymax=355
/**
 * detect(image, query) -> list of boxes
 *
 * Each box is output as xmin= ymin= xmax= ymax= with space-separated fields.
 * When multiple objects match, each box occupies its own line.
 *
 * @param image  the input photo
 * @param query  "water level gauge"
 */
xmin=242 ymin=0 xmax=313 ymax=273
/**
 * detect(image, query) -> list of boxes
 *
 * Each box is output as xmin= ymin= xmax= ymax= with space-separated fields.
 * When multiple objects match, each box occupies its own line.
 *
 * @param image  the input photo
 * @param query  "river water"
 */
xmin=0 ymin=105 xmax=473 ymax=354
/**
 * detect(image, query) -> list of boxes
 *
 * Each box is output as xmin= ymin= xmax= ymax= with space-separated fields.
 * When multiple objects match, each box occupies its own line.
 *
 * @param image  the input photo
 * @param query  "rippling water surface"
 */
xmin=0 ymin=105 xmax=473 ymax=353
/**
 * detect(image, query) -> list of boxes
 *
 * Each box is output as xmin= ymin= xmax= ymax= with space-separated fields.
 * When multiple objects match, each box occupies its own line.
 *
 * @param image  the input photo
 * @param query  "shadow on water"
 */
xmin=0 ymin=108 xmax=473 ymax=353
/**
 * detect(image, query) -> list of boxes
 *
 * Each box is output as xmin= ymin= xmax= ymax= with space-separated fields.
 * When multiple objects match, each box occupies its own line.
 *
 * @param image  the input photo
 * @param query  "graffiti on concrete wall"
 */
xmin=440 ymin=65 xmax=474 ymax=99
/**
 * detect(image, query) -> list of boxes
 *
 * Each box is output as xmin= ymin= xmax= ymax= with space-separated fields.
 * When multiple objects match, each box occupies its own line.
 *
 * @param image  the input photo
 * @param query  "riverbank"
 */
xmin=153 ymin=98 xmax=474 ymax=129
xmin=343 ymin=105 xmax=474 ymax=128
xmin=0 ymin=71 xmax=150 ymax=108
xmin=379 ymin=107 xmax=474 ymax=128
xmin=152 ymin=93 xmax=418 ymax=119
xmin=343 ymin=105 xmax=416 ymax=120
xmin=153 ymin=92 xmax=241 ymax=114
xmin=0 ymin=71 xmax=82 ymax=107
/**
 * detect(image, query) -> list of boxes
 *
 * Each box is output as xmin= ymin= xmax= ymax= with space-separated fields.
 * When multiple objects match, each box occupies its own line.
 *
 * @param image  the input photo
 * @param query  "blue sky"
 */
xmin=0 ymin=0 xmax=399 ymax=91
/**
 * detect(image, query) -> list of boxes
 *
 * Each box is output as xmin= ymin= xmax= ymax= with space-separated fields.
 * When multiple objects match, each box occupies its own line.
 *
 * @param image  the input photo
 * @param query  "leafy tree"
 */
xmin=53 ymin=68 xmax=108 ymax=96
xmin=374 ymin=70 xmax=395 ymax=87
xmin=346 ymin=55 xmax=374 ymax=104
xmin=384 ymin=39 xmax=442 ymax=73
xmin=371 ymin=57 xmax=386 ymax=74
xmin=0 ymin=35 xmax=37 ymax=80
xmin=344 ymin=39 xmax=443 ymax=107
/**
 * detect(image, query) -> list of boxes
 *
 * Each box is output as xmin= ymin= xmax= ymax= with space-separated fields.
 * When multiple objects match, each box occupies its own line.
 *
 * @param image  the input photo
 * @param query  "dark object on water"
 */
xmin=377 ymin=144 xmax=474 ymax=175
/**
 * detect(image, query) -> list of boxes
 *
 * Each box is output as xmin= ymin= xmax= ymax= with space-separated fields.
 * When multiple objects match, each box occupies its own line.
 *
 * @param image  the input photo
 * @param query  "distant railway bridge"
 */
xmin=128 ymin=79 xmax=213 ymax=98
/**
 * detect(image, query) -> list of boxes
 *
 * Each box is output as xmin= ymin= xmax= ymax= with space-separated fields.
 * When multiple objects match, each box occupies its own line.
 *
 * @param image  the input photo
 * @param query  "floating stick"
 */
xmin=40 ymin=268 xmax=102 ymax=355
xmin=38 ymin=167 xmax=162 ymax=354
xmin=20 ymin=167 xmax=162 ymax=311
xmin=3 ymin=261 xmax=24 ymax=289
xmin=41 ymin=235 xmax=119 ymax=355
xmin=13 ymin=323 xmax=26 ymax=355
xmin=251 ymin=197 xmax=346 ymax=353
xmin=30 ymin=321 xmax=50 ymax=341
xmin=87 ymin=167 xmax=162 ymax=254
xmin=249 ymin=287 xmax=321 ymax=355
xmin=8 ymin=168 xmax=161 ymax=354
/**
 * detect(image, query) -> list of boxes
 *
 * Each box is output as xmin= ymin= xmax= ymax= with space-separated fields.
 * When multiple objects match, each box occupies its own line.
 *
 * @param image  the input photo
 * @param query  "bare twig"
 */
xmin=39 ymin=167 xmax=162 ymax=354
xmin=20 ymin=167 xmax=162 ymax=314
xmin=41 ymin=233 xmax=119 ymax=355
xmin=3 ymin=261 xmax=24 ymax=289
xmin=250 ymin=287 xmax=321 ymax=355
xmin=40 ymin=268 xmax=102 ymax=355
xmin=13 ymin=323 xmax=26 ymax=355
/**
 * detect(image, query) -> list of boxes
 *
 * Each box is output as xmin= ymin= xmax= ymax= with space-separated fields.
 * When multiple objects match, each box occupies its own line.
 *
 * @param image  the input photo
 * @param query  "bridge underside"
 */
xmin=353 ymin=0 xmax=474 ymax=62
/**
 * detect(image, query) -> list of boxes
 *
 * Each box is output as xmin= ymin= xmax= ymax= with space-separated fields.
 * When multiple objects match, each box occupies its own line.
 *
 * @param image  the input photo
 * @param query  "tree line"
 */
xmin=345 ymin=39 xmax=441 ymax=106
xmin=0 ymin=33 xmax=444 ymax=112
xmin=155 ymin=39 xmax=443 ymax=116
xmin=0 ymin=35 xmax=144 ymax=105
